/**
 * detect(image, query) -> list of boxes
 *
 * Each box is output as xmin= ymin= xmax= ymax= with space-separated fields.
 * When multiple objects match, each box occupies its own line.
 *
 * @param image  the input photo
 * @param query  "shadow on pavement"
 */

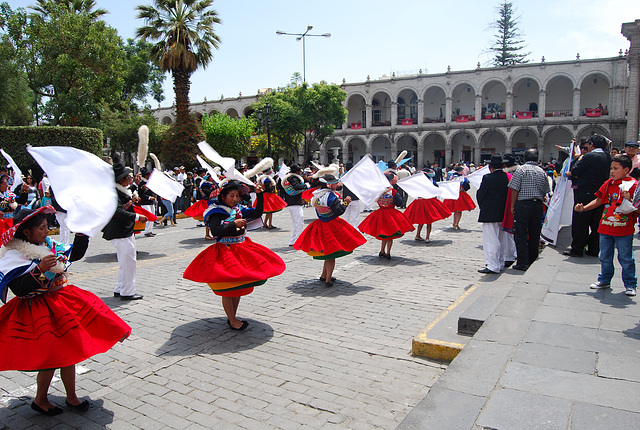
xmin=156 ymin=318 xmax=273 ymax=356
xmin=83 ymin=251 xmax=166 ymax=263
xmin=9 ymin=397 xmax=113 ymax=428
xmin=355 ymin=255 xmax=431 ymax=267
xmin=286 ymin=279 xmax=373 ymax=297
xmin=398 ymin=239 xmax=453 ymax=247
xmin=177 ymin=237 xmax=212 ymax=247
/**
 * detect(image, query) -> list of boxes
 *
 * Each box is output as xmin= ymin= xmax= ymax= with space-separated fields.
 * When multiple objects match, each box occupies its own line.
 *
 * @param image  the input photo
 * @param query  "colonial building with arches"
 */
xmin=154 ymin=19 xmax=640 ymax=167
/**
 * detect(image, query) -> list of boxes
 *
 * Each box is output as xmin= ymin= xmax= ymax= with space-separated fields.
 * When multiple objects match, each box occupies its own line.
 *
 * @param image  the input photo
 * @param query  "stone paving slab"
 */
xmin=0 ymin=205 xmax=486 ymax=429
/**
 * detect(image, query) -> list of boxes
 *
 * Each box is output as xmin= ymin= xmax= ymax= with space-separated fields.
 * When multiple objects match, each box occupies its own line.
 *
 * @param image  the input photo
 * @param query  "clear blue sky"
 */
xmin=7 ymin=0 xmax=640 ymax=108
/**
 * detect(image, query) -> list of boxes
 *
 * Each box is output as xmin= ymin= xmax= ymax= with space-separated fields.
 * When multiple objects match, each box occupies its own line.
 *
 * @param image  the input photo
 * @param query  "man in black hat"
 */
xmin=137 ymin=167 xmax=156 ymax=237
xmin=477 ymin=154 xmax=510 ymax=274
xmin=282 ymin=164 xmax=309 ymax=246
xmin=102 ymin=162 xmax=145 ymax=300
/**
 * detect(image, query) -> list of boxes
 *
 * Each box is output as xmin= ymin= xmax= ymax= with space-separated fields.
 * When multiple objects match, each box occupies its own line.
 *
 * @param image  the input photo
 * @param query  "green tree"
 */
xmin=30 ymin=0 xmax=107 ymax=20
xmin=488 ymin=1 xmax=530 ymax=66
xmin=201 ymin=113 xmax=255 ymax=160
xmin=121 ymin=38 xmax=165 ymax=108
xmin=102 ymin=106 xmax=168 ymax=158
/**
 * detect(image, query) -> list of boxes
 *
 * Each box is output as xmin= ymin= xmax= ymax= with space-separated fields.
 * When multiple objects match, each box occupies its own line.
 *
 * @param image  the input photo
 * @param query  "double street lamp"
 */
xmin=256 ymin=103 xmax=278 ymax=158
xmin=276 ymin=26 xmax=331 ymax=83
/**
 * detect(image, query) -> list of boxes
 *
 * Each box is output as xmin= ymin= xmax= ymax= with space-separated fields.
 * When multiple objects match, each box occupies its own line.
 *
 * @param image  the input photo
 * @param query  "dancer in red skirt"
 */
xmin=443 ymin=173 xmax=476 ymax=230
xmin=405 ymin=173 xmax=451 ymax=243
xmin=294 ymin=174 xmax=366 ymax=287
xmin=358 ymin=172 xmax=414 ymax=259
xmin=254 ymin=171 xmax=287 ymax=229
xmin=184 ymin=176 xmax=219 ymax=240
xmin=0 ymin=206 xmax=131 ymax=416
xmin=183 ymin=180 xmax=285 ymax=330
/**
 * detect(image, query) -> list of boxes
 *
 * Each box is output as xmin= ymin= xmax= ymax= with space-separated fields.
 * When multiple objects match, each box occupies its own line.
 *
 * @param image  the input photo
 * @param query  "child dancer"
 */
xmin=183 ymin=180 xmax=285 ymax=330
xmin=293 ymin=174 xmax=366 ymax=287
xmin=443 ymin=170 xmax=475 ymax=230
xmin=358 ymin=172 xmax=414 ymax=259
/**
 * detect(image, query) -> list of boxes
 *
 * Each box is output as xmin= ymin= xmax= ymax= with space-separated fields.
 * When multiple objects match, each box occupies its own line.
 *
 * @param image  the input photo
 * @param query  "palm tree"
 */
xmin=31 ymin=0 xmax=108 ymax=20
xmin=135 ymin=0 xmax=221 ymax=125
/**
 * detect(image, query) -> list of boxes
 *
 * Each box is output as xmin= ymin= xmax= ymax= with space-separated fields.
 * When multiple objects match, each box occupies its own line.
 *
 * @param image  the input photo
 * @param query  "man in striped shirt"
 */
xmin=508 ymin=149 xmax=550 ymax=271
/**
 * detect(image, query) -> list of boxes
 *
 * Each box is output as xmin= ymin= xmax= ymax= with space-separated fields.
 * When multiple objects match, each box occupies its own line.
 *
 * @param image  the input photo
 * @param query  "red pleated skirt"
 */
xmin=0 ymin=286 xmax=131 ymax=372
xmin=404 ymin=198 xmax=451 ymax=224
xmin=184 ymin=199 xmax=209 ymax=221
xmin=502 ymin=188 xmax=515 ymax=233
xmin=294 ymin=217 xmax=366 ymax=259
xmin=358 ymin=207 xmax=415 ymax=240
xmin=443 ymin=191 xmax=476 ymax=212
xmin=183 ymin=237 xmax=286 ymax=297
xmin=253 ymin=192 xmax=287 ymax=213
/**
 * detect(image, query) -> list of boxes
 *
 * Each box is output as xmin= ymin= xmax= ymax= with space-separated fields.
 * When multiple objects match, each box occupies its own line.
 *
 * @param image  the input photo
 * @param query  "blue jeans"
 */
xmin=162 ymin=199 xmax=174 ymax=218
xmin=598 ymin=234 xmax=636 ymax=289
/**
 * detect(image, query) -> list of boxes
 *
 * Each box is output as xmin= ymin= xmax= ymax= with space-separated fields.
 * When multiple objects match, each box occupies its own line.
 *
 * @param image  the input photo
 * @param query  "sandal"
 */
xmin=230 ymin=320 xmax=249 ymax=331
xmin=31 ymin=402 xmax=63 ymax=416
xmin=65 ymin=400 xmax=90 ymax=412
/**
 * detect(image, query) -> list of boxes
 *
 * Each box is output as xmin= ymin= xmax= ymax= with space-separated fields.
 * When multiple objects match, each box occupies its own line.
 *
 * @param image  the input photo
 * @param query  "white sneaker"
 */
xmin=590 ymin=281 xmax=611 ymax=289
xmin=625 ymin=288 xmax=637 ymax=296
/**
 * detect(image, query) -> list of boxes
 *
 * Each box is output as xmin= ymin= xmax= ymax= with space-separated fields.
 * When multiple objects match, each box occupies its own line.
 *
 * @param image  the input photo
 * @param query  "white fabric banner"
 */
xmin=339 ymin=156 xmax=390 ymax=207
xmin=541 ymin=143 xmax=574 ymax=245
xmin=397 ymin=172 xmax=442 ymax=199
xmin=277 ymin=163 xmax=290 ymax=181
xmin=466 ymin=165 xmax=490 ymax=189
xmin=437 ymin=181 xmax=461 ymax=200
xmin=196 ymin=155 xmax=221 ymax=185
xmin=197 ymin=141 xmax=253 ymax=186
xmin=0 ymin=149 xmax=23 ymax=191
xmin=146 ymin=168 xmax=184 ymax=202
xmin=27 ymin=146 xmax=117 ymax=237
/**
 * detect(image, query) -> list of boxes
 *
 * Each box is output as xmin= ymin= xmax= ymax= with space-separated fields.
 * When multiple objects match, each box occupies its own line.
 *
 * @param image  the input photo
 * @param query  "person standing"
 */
xmin=282 ymin=164 xmax=309 ymax=246
xmin=564 ymin=135 xmax=611 ymax=257
xmin=136 ymin=167 xmax=157 ymax=237
xmin=477 ymin=154 xmax=510 ymax=274
xmin=102 ymin=162 xmax=145 ymax=300
xmin=508 ymin=149 xmax=550 ymax=271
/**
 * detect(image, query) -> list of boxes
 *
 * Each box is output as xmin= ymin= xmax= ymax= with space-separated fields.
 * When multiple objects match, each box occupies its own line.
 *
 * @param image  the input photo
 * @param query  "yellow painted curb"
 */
xmin=411 ymin=282 xmax=480 ymax=362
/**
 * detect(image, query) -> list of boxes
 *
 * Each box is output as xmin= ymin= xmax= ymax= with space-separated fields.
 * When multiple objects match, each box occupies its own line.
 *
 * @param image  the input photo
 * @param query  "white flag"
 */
xmin=196 ymin=155 xmax=221 ymax=185
xmin=146 ymin=169 xmax=184 ymax=202
xmin=339 ymin=156 xmax=390 ymax=207
xmin=541 ymin=143 xmax=575 ymax=245
xmin=27 ymin=146 xmax=117 ymax=237
xmin=277 ymin=163 xmax=290 ymax=181
xmin=197 ymin=141 xmax=253 ymax=186
xmin=0 ymin=149 xmax=23 ymax=191
xmin=437 ymin=181 xmax=461 ymax=200
xmin=397 ymin=173 xmax=442 ymax=199
xmin=466 ymin=165 xmax=490 ymax=189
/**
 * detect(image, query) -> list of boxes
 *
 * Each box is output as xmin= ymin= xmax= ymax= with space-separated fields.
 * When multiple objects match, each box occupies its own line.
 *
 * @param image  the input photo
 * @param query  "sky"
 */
xmin=7 ymin=0 xmax=640 ymax=108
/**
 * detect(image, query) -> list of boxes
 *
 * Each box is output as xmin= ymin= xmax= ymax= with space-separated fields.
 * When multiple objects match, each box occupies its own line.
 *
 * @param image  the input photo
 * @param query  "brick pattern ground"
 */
xmin=0 ymin=202 xmax=486 ymax=429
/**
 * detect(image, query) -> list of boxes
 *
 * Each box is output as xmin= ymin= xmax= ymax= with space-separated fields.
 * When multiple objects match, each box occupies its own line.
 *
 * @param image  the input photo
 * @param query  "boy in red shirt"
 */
xmin=575 ymin=154 xmax=637 ymax=296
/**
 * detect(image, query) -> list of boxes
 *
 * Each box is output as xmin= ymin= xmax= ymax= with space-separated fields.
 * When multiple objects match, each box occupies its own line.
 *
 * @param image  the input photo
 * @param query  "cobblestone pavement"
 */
xmin=0 ymin=203 xmax=487 ymax=429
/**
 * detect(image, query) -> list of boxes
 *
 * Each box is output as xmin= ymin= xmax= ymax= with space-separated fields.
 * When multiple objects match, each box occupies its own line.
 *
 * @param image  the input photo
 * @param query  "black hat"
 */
xmin=489 ymin=153 xmax=506 ymax=167
xmin=387 ymin=160 xmax=397 ymax=169
xmin=140 ymin=167 xmax=151 ymax=177
xmin=290 ymin=164 xmax=301 ymax=173
xmin=113 ymin=162 xmax=133 ymax=182
xmin=319 ymin=174 xmax=339 ymax=184
xmin=624 ymin=140 xmax=639 ymax=148
xmin=503 ymin=153 xmax=517 ymax=167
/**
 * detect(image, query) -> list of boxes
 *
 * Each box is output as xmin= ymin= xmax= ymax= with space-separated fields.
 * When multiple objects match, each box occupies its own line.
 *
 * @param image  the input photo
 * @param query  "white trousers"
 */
xmin=503 ymin=231 xmax=517 ymax=263
xmin=55 ymin=212 xmax=71 ymax=245
xmin=343 ymin=200 xmax=361 ymax=228
xmin=142 ymin=204 xmax=155 ymax=234
xmin=482 ymin=222 xmax=511 ymax=272
xmin=288 ymin=205 xmax=304 ymax=245
xmin=110 ymin=235 xmax=137 ymax=296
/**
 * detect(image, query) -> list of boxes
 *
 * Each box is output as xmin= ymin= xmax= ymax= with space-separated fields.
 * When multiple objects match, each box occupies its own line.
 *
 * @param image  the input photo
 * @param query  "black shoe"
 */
xmin=585 ymin=251 xmax=599 ymax=257
xmin=65 ymin=400 xmax=90 ymax=412
xmin=385 ymin=253 xmax=391 ymax=260
xmin=379 ymin=252 xmax=386 ymax=258
xmin=144 ymin=232 xmax=156 ymax=237
xmin=31 ymin=402 xmax=63 ymax=416
xmin=319 ymin=277 xmax=336 ymax=282
xmin=230 ymin=320 xmax=249 ymax=331
xmin=113 ymin=292 xmax=120 ymax=297
xmin=120 ymin=294 xmax=143 ymax=301
xmin=562 ymin=249 xmax=583 ymax=257
xmin=512 ymin=264 xmax=529 ymax=271
xmin=478 ymin=268 xmax=499 ymax=274
xmin=325 ymin=281 xmax=334 ymax=287
xmin=504 ymin=260 xmax=515 ymax=268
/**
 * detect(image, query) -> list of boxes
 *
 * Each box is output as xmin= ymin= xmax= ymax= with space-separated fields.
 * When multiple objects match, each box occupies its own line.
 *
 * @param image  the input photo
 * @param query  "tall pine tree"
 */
xmin=489 ymin=1 xmax=530 ymax=66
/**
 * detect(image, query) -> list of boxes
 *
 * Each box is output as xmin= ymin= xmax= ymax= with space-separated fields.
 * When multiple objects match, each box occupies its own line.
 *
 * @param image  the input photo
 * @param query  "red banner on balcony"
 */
xmin=351 ymin=122 xmax=362 ymax=129
xmin=516 ymin=111 xmax=533 ymax=119
xmin=585 ymin=108 xmax=602 ymax=117
xmin=401 ymin=118 xmax=413 ymax=125
xmin=456 ymin=115 xmax=470 ymax=123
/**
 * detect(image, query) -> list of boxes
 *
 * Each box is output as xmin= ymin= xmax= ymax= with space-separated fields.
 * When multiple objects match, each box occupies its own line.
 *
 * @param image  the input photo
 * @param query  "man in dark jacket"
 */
xmin=137 ymin=167 xmax=156 ymax=237
xmin=282 ymin=164 xmax=309 ymax=246
xmin=477 ymin=153 xmax=510 ymax=274
xmin=103 ymin=162 xmax=145 ymax=300
xmin=564 ymin=134 xmax=611 ymax=257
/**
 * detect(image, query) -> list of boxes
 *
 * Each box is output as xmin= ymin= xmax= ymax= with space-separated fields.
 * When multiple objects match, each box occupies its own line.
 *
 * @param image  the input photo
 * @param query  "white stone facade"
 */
xmin=154 ymin=23 xmax=640 ymax=167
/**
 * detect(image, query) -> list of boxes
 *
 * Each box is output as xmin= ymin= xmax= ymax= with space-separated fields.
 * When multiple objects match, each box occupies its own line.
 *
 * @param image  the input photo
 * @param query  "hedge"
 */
xmin=0 ymin=126 xmax=103 ymax=178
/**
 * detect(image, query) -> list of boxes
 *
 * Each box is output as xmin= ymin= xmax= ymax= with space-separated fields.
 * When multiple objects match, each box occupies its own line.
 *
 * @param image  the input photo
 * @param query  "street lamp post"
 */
xmin=276 ymin=26 xmax=331 ymax=83
xmin=257 ymin=103 xmax=278 ymax=158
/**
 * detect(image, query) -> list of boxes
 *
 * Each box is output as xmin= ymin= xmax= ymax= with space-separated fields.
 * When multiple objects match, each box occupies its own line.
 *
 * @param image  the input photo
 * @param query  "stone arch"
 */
xmin=510 ymin=127 xmax=538 ymax=150
xmin=451 ymin=82 xmax=477 ymax=117
xmin=243 ymin=106 xmax=255 ymax=117
xmin=544 ymin=74 xmax=574 ymax=115
xmin=370 ymin=91 xmax=392 ymax=126
xmin=346 ymin=91 xmax=367 ymax=106
xmin=543 ymin=126 xmax=574 ymax=163
xmin=396 ymin=133 xmax=418 ymax=162
xmin=423 ymin=85 xmax=447 ymax=122
xmin=225 ymin=108 xmax=239 ymax=118
xmin=512 ymin=76 xmax=541 ymax=114
xmin=324 ymin=138 xmax=343 ymax=164
xmin=396 ymin=88 xmax=419 ymax=125
xmin=576 ymin=71 xmax=612 ymax=89
xmin=161 ymin=116 xmax=173 ymax=125
xmin=346 ymin=136 xmax=367 ymax=162
xmin=542 ymin=125 xmax=574 ymax=141
xmin=370 ymin=135 xmax=392 ymax=162
xmin=578 ymin=72 xmax=611 ymax=114
xmin=208 ymin=109 xmax=219 ymax=115
xmin=480 ymin=79 xmax=507 ymax=119
xmin=510 ymin=75 xmax=543 ymax=93
xmin=450 ymin=129 xmax=477 ymax=163
xmin=478 ymin=127 xmax=508 ymax=142
xmin=369 ymin=89 xmax=392 ymax=106
xmin=576 ymin=124 xmax=611 ymax=140
xmin=480 ymin=129 xmax=508 ymax=162
xmin=346 ymin=93 xmax=367 ymax=128
xmin=542 ymin=73 xmax=576 ymax=89
xmin=421 ymin=132 xmax=447 ymax=167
